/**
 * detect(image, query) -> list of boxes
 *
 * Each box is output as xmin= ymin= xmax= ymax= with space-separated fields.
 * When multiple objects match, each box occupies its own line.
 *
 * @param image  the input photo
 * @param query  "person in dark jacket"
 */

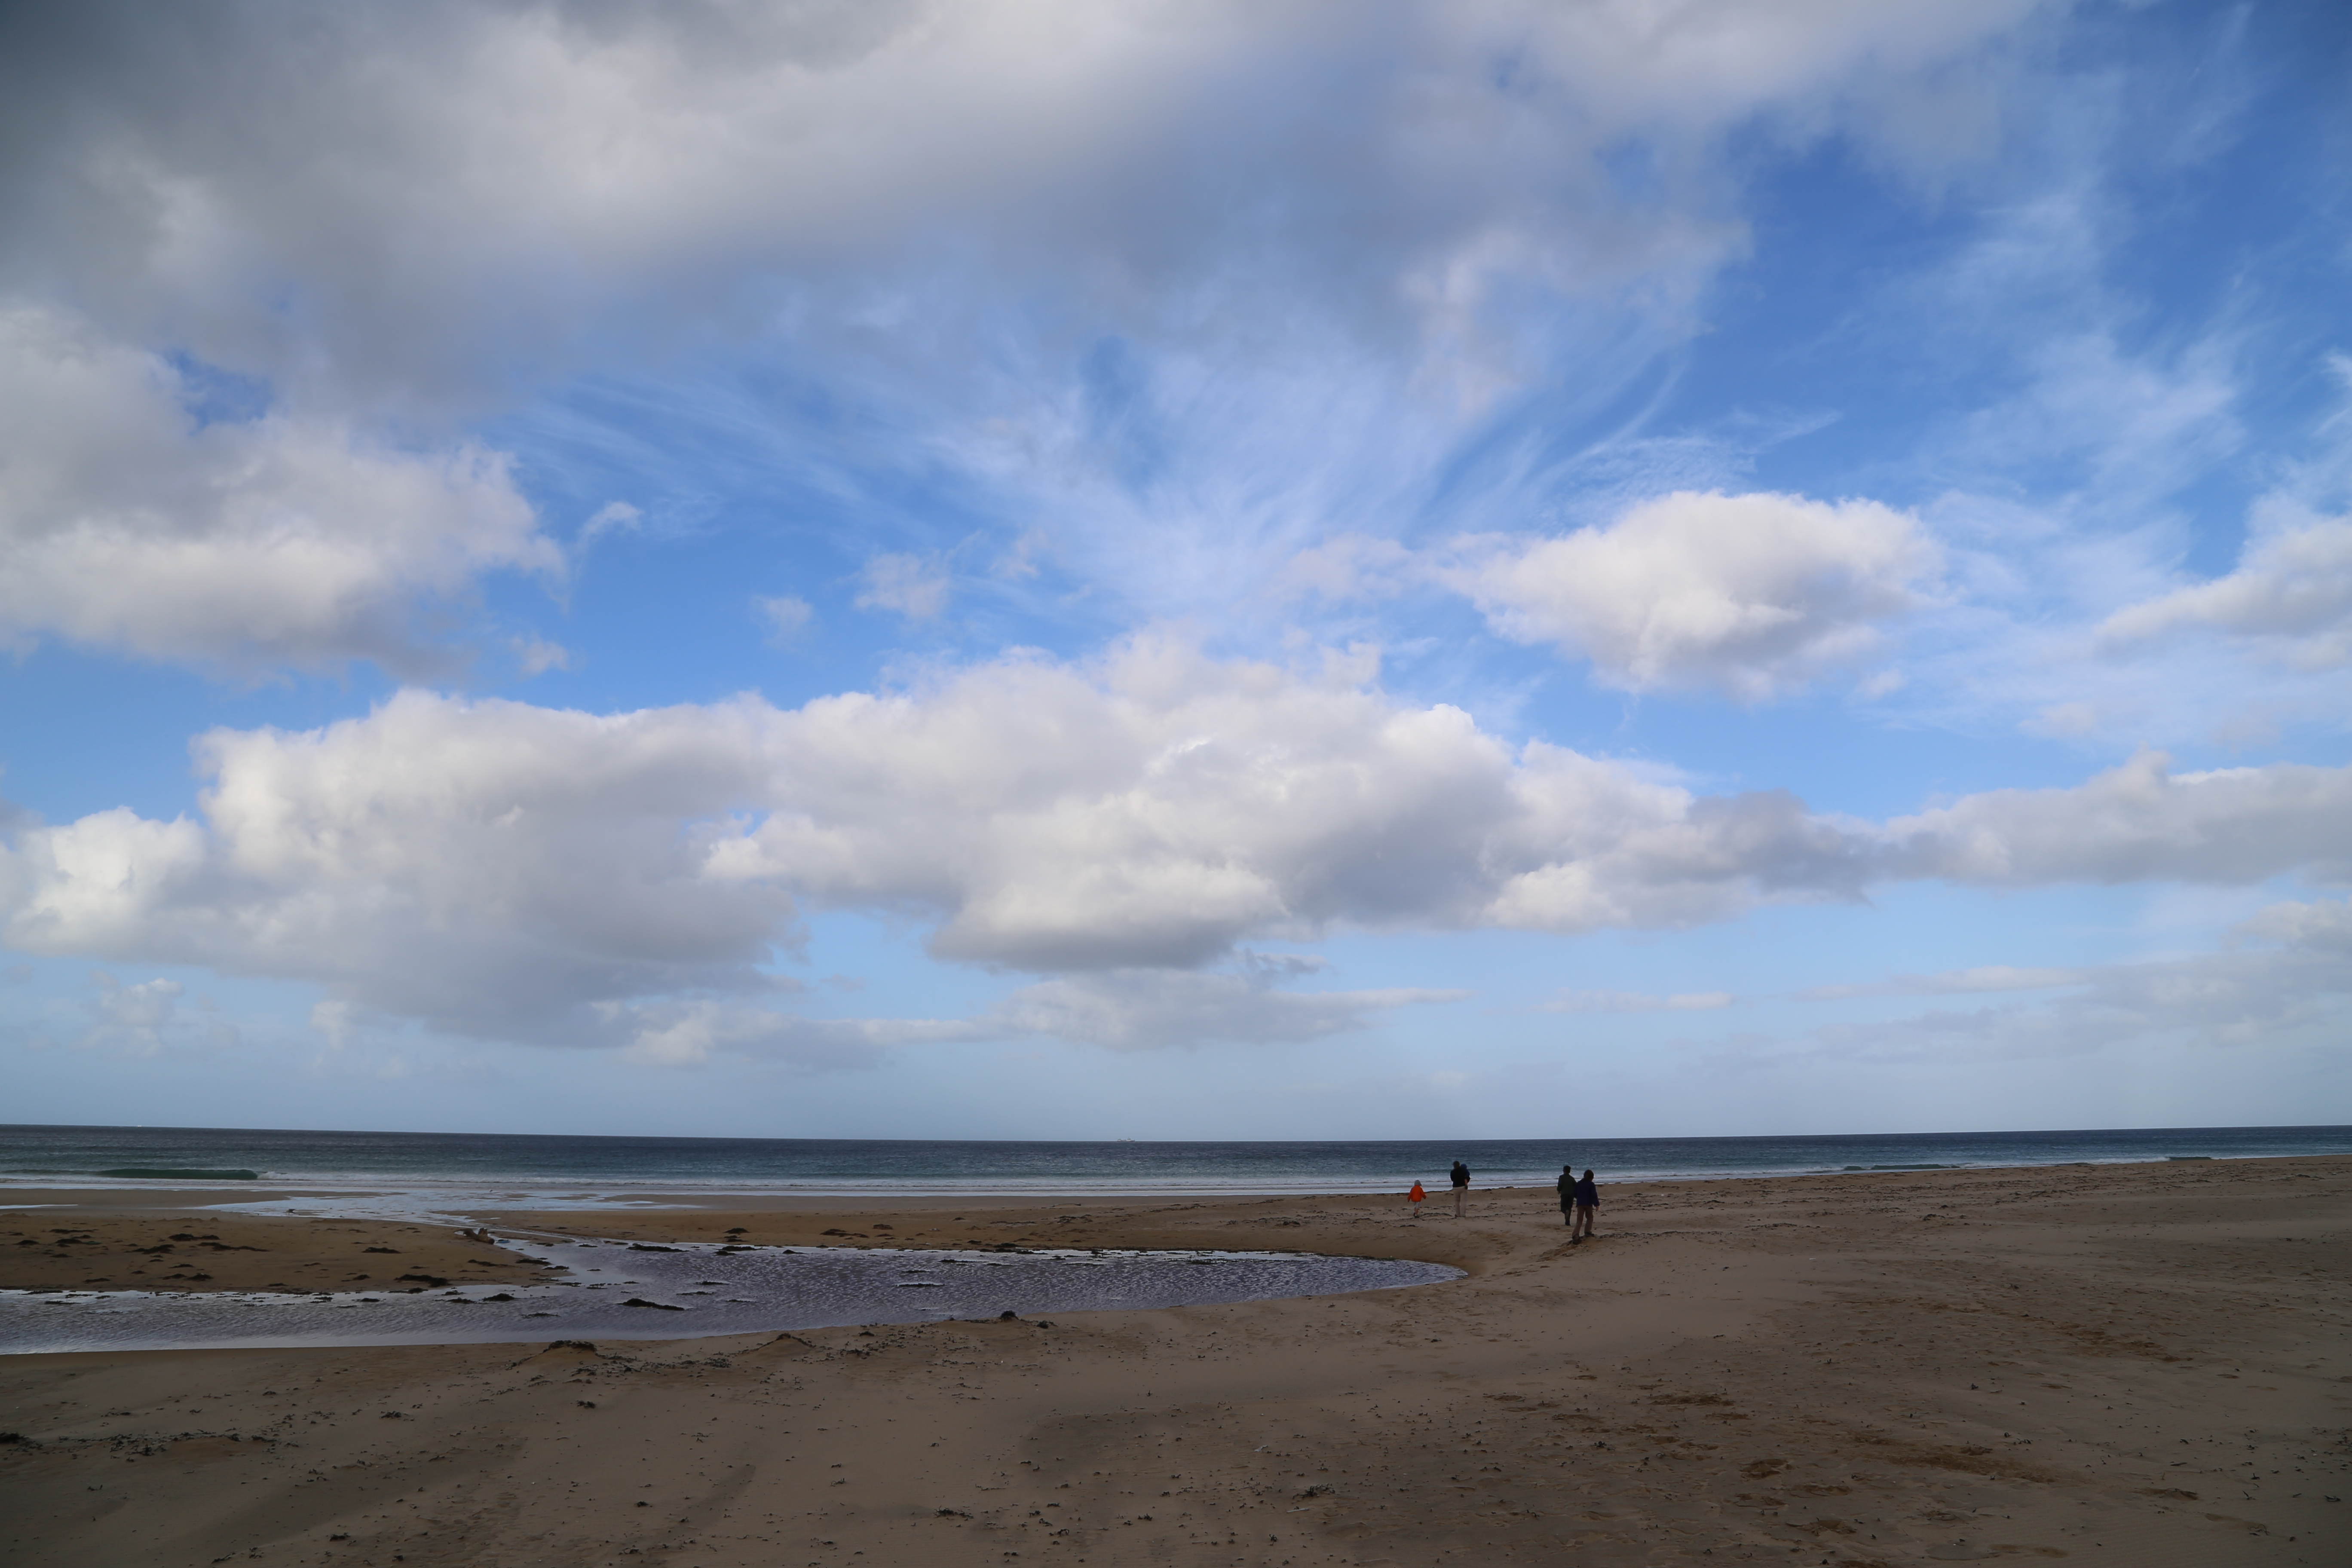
xmin=1570 ymin=1169 xmax=1599 ymax=1240
xmin=1556 ymin=1165 xmax=1575 ymax=1226
xmin=1449 ymin=1160 xmax=1470 ymax=1218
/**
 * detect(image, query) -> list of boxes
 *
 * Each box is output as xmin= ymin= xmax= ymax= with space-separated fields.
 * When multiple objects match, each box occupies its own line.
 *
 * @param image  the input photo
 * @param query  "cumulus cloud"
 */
xmin=1447 ymin=491 xmax=1939 ymax=699
xmin=2099 ymin=508 xmax=2352 ymax=669
xmin=0 ymin=305 xmax=558 ymax=670
xmin=708 ymin=638 xmax=1883 ymax=966
xmin=0 ymin=691 xmax=805 ymax=1047
xmin=5 ymin=642 xmax=2343 ymax=1054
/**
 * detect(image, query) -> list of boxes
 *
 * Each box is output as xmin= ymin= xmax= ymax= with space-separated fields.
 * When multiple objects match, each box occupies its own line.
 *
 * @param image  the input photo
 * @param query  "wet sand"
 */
xmin=3 ymin=1156 xmax=2347 ymax=1565
xmin=0 ymin=1205 xmax=560 ymax=1297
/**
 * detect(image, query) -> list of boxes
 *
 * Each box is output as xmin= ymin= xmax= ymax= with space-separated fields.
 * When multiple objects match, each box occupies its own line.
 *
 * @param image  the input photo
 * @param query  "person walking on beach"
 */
xmin=1569 ymin=1169 xmax=1599 ymax=1240
xmin=1449 ymin=1160 xmax=1470 ymax=1218
xmin=1408 ymin=1180 xmax=1426 ymax=1218
xmin=1556 ymin=1164 xmax=1575 ymax=1227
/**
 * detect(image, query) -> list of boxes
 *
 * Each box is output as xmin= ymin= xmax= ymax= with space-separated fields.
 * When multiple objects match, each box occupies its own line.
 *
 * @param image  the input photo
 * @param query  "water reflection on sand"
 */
xmin=0 ymin=1235 xmax=1460 ymax=1354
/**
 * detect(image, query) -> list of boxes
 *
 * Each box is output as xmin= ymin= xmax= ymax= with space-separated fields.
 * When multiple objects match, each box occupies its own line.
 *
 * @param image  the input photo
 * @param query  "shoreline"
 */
xmin=10 ymin=1151 xmax=2342 ymax=1300
xmin=4 ymin=1151 xmax=2349 ymax=1301
xmin=8 ymin=1121 xmax=2342 ymax=1217
xmin=0 ymin=1146 xmax=2316 ymax=1221
xmin=3 ymin=1154 xmax=2347 ymax=1565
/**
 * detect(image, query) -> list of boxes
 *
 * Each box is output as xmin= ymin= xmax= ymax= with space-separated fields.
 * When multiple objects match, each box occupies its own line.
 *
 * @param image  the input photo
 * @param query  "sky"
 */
xmin=1 ymin=0 xmax=2348 ymax=1143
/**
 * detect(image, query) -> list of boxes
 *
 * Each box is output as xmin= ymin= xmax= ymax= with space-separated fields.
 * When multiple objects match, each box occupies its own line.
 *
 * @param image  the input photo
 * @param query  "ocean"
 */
xmin=3 ymin=1122 xmax=2347 ymax=1212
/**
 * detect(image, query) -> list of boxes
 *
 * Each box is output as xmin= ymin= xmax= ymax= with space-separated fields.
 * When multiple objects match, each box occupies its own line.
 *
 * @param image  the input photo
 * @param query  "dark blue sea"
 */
xmin=3 ymin=1123 xmax=2346 ymax=1210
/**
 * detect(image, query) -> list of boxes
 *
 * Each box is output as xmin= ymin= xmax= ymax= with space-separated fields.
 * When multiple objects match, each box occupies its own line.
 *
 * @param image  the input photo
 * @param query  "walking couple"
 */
xmin=1557 ymin=1166 xmax=1599 ymax=1240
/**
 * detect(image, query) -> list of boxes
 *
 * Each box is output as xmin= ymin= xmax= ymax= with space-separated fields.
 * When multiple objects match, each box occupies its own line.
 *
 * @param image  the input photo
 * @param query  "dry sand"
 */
xmin=2 ymin=1156 xmax=2347 ymax=1566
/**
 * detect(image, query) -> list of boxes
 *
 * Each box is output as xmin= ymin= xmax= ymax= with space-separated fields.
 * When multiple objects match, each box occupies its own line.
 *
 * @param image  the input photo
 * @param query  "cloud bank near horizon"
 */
xmin=5 ymin=642 xmax=2344 ymax=1060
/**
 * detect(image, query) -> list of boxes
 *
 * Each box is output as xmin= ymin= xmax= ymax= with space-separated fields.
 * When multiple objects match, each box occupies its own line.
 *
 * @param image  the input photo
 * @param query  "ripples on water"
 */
xmin=0 ymin=1237 xmax=1462 ymax=1355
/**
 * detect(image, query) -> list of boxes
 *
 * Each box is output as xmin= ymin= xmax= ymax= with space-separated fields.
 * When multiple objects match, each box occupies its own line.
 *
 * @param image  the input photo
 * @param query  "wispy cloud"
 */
xmin=1540 ymin=989 xmax=1735 ymax=1014
xmin=854 ymin=553 xmax=952 ymax=622
xmin=1796 ymin=966 xmax=2084 ymax=1002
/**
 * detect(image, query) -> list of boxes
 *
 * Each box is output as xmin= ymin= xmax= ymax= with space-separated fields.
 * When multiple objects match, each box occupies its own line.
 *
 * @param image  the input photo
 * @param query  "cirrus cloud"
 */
xmin=2099 ymin=508 xmax=2352 ymax=671
xmin=0 ymin=1 xmax=2058 ymax=682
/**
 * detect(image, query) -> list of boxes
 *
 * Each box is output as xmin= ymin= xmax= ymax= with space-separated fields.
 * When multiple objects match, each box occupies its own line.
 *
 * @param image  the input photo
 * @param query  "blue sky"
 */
xmin=2 ymin=0 xmax=2347 ymax=1141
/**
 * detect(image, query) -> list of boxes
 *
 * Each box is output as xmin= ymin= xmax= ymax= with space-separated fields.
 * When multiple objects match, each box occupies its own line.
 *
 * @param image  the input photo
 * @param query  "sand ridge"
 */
xmin=2 ymin=1155 xmax=2347 ymax=1565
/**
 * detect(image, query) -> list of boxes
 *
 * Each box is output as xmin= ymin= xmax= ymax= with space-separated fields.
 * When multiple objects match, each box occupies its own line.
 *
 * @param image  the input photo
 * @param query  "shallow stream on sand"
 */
xmin=0 ymin=1236 xmax=1460 ymax=1353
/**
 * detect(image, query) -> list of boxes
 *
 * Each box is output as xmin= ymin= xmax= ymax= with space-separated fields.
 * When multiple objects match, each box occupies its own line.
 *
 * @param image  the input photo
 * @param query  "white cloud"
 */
xmin=0 ymin=305 xmax=558 ymax=671
xmin=0 ymin=1 xmax=2049 ymax=412
xmin=711 ymin=638 xmax=1885 ymax=965
xmin=1796 ymin=965 xmax=2084 ymax=1002
xmin=309 ymin=999 xmax=358 ymax=1052
xmin=0 ymin=2 xmax=2065 ymax=671
xmin=1542 ymin=989 xmax=1733 ymax=1013
xmin=2022 ymin=702 xmax=2101 ymax=739
xmin=2099 ymin=508 xmax=2352 ymax=669
xmin=6 ymin=642 xmax=2343 ymax=1053
xmin=1879 ymin=750 xmax=2352 ymax=888
xmin=0 ymin=692 xmax=805 ymax=1046
xmin=579 ymin=501 xmax=644 ymax=545
xmin=1447 ymin=491 xmax=1939 ymax=700
xmin=756 ymin=594 xmax=815 ymax=643
xmin=989 ymin=968 xmax=1464 ymax=1051
xmin=609 ymin=999 xmax=985 ymax=1069
xmin=853 ymin=554 xmax=949 ymax=621
xmin=83 ymin=970 xmax=185 ymax=1056
xmin=0 ymin=968 xmax=239 ymax=1058
xmin=572 ymin=958 xmax=1449 ymax=1065
xmin=1723 ymin=938 xmax=2352 ymax=1072
xmin=1949 ymin=331 xmax=2244 ymax=528
xmin=514 ymin=637 xmax=572 ymax=676
xmin=1279 ymin=534 xmax=1419 ymax=604
xmin=2236 ymin=894 xmax=2352 ymax=956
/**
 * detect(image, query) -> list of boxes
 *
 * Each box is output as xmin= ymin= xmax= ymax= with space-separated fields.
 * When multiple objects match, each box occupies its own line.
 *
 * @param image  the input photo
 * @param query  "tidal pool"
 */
xmin=0 ymin=1236 xmax=1460 ymax=1354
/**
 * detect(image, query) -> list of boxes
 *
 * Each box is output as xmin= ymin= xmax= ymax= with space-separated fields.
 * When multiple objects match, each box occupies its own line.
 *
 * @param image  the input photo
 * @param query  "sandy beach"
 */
xmin=3 ymin=1156 xmax=2346 ymax=1566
